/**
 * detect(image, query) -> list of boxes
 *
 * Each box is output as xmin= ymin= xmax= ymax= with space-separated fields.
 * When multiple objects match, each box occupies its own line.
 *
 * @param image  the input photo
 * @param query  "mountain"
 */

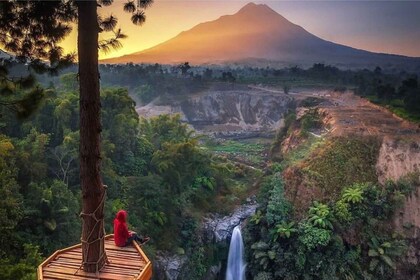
xmin=102 ymin=3 xmax=420 ymax=68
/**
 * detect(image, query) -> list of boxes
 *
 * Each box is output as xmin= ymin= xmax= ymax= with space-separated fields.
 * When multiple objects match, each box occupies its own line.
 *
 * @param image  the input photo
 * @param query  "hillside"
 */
xmin=243 ymin=87 xmax=420 ymax=280
xmin=102 ymin=3 xmax=420 ymax=69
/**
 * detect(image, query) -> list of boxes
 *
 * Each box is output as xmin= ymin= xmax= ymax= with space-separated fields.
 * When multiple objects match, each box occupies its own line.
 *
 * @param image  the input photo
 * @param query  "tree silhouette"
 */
xmin=0 ymin=0 xmax=153 ymax=273
xmin=0 ymin=1 xmax=75 ymax=118
xmin=178 ymin=62 xmax=191 ymax=76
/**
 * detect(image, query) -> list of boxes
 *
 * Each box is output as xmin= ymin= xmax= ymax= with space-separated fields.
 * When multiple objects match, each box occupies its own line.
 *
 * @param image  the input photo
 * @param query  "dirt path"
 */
xmin=297 ymin=90 xmax=419 ymax=137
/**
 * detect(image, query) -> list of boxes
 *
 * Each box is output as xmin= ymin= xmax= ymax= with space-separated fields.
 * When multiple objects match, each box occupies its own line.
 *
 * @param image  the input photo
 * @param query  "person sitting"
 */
xmin=113 ymin=210 xmax=150 ymax=247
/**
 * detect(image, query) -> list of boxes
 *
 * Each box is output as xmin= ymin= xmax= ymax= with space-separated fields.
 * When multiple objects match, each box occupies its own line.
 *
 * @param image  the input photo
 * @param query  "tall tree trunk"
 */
xmin=76 ymin=2 xmax=107 ymax=273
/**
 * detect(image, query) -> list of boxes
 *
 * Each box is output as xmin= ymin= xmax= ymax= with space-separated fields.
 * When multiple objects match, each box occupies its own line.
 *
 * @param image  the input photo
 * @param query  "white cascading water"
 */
xmin=226 ymin=225 xmax=246 ymax=280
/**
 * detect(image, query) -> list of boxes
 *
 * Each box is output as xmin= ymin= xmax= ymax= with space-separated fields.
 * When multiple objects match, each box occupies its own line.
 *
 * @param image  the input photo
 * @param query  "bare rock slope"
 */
xmin=136 ymin=88 xmax=293 ymax=138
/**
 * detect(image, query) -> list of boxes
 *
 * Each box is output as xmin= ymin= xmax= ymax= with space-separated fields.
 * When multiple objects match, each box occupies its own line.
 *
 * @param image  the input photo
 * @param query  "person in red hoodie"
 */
xmin=113 ymin=210 xmax=150 ymax=247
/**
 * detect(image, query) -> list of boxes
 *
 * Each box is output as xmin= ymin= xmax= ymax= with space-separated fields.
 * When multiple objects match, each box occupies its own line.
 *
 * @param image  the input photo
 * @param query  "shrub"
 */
xmin=266 ymin=174 xmax=291 ymax=225
xmin=299 ymin=222 xmax=331 ymax=250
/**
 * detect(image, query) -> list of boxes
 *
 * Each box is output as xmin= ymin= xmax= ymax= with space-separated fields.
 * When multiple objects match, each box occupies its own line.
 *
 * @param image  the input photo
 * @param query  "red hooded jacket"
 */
xmin=113 ymin=210 xmax=132 ymax=247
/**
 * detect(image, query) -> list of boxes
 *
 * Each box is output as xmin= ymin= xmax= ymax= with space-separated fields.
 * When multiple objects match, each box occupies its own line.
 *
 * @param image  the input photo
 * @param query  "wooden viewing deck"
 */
xmin=37 ymin=234 xmax=152 ymax=280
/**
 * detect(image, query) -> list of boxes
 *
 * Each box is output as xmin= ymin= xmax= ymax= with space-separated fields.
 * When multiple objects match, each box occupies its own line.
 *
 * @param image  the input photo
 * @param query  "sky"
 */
xmin=61 ymin=1 xmax=420 ymax=59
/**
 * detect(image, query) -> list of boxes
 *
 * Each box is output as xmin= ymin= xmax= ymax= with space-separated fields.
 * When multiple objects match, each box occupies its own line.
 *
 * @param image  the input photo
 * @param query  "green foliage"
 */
xmin=334 ymin=200 xmax=352 ymax=223
xmin=122 ymin=114 xmax=236 ymax=250
xmin=302 ymin=137 xmax=380 ymax=198
xmin=368 ymin=237 xmax=406 ymax=276
xmin=360 ymin=76 xmax=420 ymax=122
xmin=0 ymin=2 xmax=75 ymax=119
xmin=191 ymin=176 xmax=215 ymax=191
xmin=342 ymin=184 xmax=364 ymax=204
xmin=21 ymin=180 xmax=80 ymax=253
xmin=140 ymin=114 xmax=191 ymax=148
xmin=266 ymin=174 xmax=290 ymax=225
xmin=59 ymin=73 xmax=78 ymax=92
xmin=270 ymin=111 xmax=296 ymax=160
xmin=300 ymin=109 xmax=322 ymax=133
xmin=250 ymin=210 xmax=263 ymax=225
xmin=205 ymin=138 xmax=267 ymax=166
xmin=254 ymin=272 xmax=274 ymax=280
xmin=0 ymin=244 xmax=42 ymax=280
xmin=274 ymin=221 xmax=297 ymax=240
xmin=298 ymin=222 xmax=331 ymax=250
xmin=246 ymin=129 xmax=417 ymax=280
xmin=307 ymin=201 xmax=333 ymax=229
xmin=134 ymin=84 xmax=157 ymax=104
xmin=0 ymin=135 xmax=23 ymax=257
xmin=251 ymin=241 xmax=275 ymax=270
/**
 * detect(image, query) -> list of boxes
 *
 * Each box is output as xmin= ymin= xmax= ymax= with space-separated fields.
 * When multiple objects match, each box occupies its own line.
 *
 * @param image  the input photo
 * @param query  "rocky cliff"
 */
xmin=136 ymin=88 xmax=294 ymax=138
xmin=376 ymin=136 xmax=420 ymax=279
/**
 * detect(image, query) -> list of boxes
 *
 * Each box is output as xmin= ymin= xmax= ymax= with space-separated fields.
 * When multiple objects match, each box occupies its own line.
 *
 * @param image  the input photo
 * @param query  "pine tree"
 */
xmin=0 ymin=0 xmax=153 ymax=273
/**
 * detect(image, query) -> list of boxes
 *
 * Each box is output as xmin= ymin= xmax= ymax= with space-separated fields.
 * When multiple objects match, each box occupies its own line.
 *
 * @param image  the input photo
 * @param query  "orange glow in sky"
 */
xmin=61 ymin=2 xmax=245 ymax=60
xmin=60 ymin=1 xmax=420 ymax=59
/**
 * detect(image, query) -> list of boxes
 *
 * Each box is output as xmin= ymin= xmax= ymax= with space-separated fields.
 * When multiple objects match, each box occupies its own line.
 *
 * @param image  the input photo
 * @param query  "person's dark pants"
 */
xmin=125 ymin=233 xmax=144 ymax=246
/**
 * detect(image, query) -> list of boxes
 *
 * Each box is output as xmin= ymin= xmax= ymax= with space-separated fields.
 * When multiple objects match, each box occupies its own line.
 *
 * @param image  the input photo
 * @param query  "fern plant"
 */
xmin=308 ymin=201 xmax=333 ymax=229
xmin=274 ymin=221 xmax=297 ymax=240
xmin=342 ymin=185 xmax=364 ymax=204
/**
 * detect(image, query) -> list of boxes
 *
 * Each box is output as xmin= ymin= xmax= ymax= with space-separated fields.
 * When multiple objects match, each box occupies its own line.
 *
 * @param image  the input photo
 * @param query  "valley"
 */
xmin=132 ymin=78 xmax=420 ymax=279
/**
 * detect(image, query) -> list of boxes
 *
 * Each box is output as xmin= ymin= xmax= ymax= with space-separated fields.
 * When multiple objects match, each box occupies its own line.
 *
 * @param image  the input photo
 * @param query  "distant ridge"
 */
xmin=102 ymin=2 xmax=420 ymax=69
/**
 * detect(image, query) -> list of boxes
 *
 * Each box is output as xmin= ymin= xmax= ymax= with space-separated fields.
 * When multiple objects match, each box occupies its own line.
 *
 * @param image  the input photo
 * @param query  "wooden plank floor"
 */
xmin=39 ymin=236 xmax=151 ymax=280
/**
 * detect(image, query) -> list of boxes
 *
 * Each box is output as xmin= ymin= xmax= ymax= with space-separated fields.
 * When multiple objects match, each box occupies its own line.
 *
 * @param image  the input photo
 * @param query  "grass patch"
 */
xmin=274 ymin=134 xmax=325 ymax=172
xmin=204 ymin=138 xmax=268 ymax=166
xmin=300 ymin=136 xmax=381 ymax=199
xmin=366 ymin=96 xmax=420 ymax=123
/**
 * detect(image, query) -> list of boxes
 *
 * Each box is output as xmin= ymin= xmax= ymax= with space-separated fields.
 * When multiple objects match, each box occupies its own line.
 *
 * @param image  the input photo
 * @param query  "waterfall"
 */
xmin=226 ymin=225 xmax=246 ymax=280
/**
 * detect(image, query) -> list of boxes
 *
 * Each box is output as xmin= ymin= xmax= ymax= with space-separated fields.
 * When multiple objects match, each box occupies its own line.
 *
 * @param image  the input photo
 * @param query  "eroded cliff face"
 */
xmin=376 ymin=137 xmax=420 ymax=237
xmin=376 ymin=136 xmax=420 ymax=279
xmin=181 ymin=91 xmax=292 ymax=134
xmin=376 ymin=137 xmax=420 ymax=185
xmin=136 ymin=89 xmax=294 ymax=138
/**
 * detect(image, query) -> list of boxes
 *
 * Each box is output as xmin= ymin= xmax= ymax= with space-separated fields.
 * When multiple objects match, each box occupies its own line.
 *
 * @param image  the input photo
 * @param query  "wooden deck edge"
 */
xmin=136 ymin=262 xmax=152 ymax=280
xmin=38 ymin=234 xmax=152 ymax=280
xmin=37 ymin=250 xmax=59 ymax=280
xmin=37 ymin=238 xmax=84 ymax=279
xmin=132 ymin=240 xmax=151 ymax=264
xmin=132 ymin=236 xmax=152 ymax=280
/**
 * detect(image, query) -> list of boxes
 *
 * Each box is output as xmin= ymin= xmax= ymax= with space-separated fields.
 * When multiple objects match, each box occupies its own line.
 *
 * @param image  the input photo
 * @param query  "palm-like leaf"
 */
xmin=131 ymin=11 xmax=146 ymax=26
xmin=123 ymin=1 xmax=136 ymax=13
xmin=100 ymin=15 xmax=117 ymax=32
xmin=308 ymin=201 xmax=333 ymax=229
xmin=274 ymin=221 xmax=297 ymax=239
xmin=137 ymin=0 xmax=154 ymax=9
xmin=99 ymin=0 xmax=113 ymax=6
xmin=115 ymin=28 xmax=127 ymax=39
xmin=342 ymin=187 xmax=363 ymax=204
xmin=99 ymin=29 xmax=127 ymax=53
xmin=368 ymin=237 xmax=406 ymax=273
